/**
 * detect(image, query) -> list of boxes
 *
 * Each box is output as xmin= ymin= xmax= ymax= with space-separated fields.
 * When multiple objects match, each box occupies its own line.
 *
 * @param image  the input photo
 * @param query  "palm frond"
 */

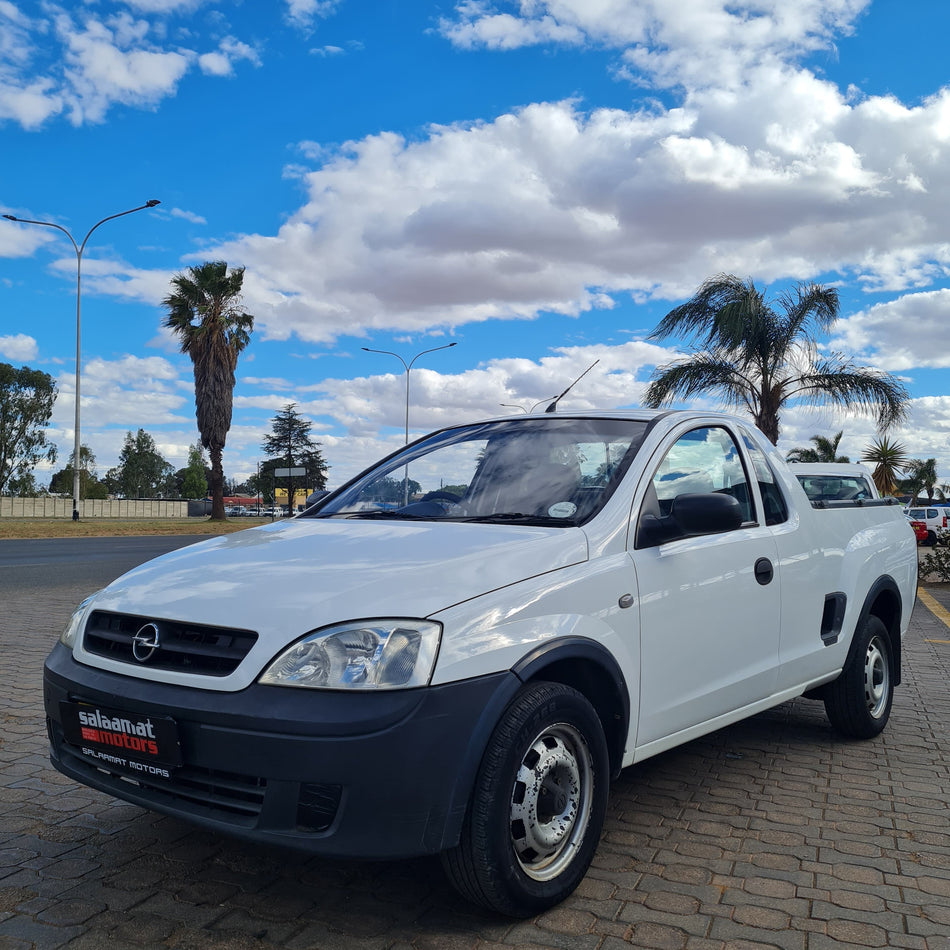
xmin=643 ymin=354 xmax=757 ymax=415
xmin=788 ymin=355 xmax=909 ymax=431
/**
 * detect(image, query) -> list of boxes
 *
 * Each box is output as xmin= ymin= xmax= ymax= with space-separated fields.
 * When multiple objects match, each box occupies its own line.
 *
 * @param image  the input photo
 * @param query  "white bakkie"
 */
xmin=44 ymin=410 xmax=917 ymax=916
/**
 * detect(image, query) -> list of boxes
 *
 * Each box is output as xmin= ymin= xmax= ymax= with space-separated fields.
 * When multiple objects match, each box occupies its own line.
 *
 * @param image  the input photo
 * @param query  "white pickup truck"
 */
xmin=44 ymin=410 xmax=917 ymax=916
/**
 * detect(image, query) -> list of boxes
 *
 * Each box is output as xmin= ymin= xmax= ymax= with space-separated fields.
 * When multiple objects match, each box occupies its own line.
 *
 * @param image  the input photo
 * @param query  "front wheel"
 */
xmin=441 ymin=682 xmax=609 ymax=917
xmin=824 ymin=615 xmax=894 ymax=738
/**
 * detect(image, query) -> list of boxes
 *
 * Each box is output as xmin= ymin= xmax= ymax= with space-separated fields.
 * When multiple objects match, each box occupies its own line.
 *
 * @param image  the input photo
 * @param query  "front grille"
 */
xmin=84 ymin=611 xmax=257 ymax=676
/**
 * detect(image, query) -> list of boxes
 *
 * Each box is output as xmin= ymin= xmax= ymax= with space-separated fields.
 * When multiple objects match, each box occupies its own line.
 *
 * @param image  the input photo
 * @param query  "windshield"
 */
xmin=306 ymin=417 xmax=648 ymax=526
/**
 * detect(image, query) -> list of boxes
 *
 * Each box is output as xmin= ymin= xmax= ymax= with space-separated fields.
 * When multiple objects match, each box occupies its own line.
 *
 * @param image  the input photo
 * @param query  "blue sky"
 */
xmin=3 ymin=0 xmax=950 ymax=490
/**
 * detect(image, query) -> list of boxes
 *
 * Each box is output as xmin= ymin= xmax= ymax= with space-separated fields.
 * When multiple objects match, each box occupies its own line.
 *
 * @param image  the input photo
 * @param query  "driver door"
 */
xmin=631 ymin=424 xmax=781 ymax=750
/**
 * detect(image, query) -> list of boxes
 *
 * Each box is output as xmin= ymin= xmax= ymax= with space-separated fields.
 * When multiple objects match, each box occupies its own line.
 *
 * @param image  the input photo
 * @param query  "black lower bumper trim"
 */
xmin=44 ymin=643 xmax=521 ymax=858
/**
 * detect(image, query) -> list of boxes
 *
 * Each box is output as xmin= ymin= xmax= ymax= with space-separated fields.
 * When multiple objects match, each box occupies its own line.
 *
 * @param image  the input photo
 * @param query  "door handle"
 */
xmin=754 ymin=557 xmax=774 ymax=586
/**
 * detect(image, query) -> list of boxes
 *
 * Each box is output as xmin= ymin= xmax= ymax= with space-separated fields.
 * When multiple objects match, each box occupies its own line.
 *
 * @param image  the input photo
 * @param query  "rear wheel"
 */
xmin=441 ymin=682 xmax=609 ymax=917
xmin=824 ymin=615 xmax=894 ymax=738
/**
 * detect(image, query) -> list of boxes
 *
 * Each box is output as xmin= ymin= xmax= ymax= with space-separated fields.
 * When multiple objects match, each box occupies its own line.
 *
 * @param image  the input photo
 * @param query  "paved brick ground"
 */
xmin=1 ymin=578 xmax=947 ymax=949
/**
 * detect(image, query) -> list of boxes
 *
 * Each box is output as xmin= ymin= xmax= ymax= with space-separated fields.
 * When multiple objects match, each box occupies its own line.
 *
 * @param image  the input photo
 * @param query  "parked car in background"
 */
xmin=903 ymin=505 xmax=948 ymax=546
xmin=789 ymin=462 xmax=878 ymax=503
xmin=908 ymin=519 xmax=929 ymax=544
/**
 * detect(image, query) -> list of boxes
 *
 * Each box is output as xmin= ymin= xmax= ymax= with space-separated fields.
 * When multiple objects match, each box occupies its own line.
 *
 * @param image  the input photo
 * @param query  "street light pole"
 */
xmin=3 ymin=200 xmax=160 ymax=520
xmin=361 ymin=342 xmax=458 ymax=444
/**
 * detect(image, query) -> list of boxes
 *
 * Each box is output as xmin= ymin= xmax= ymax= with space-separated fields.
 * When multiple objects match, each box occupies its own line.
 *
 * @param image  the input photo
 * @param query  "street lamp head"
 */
xmin=145 ymin=199 xmax=161 ymax=208
xmin=2 ymin=214 xmax=18 ymax=221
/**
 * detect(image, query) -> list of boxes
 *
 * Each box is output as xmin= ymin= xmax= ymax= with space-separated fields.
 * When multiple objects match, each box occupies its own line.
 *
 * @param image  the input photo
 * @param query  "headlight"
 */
xmin=259 ymin=619 xmax=442 ymax=690
xmin=61 ymin=593 xmax=99 ymax=648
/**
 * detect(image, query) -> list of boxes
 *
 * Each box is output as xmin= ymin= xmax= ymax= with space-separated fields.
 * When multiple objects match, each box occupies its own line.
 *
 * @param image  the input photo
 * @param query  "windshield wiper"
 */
xmin=345 ymin=510 xmax=436 ymax=520
xmin=460 ymin=513 xmax=571 ymax=526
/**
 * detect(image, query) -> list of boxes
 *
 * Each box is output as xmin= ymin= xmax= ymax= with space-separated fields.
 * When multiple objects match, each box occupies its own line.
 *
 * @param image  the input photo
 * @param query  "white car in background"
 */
xmin=902 ymin=504 xmax=948 ymax=546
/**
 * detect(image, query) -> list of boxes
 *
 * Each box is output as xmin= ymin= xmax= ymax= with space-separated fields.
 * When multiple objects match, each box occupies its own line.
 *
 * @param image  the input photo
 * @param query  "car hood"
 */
xmin=74 ymin=517 xmax=589 ymax=690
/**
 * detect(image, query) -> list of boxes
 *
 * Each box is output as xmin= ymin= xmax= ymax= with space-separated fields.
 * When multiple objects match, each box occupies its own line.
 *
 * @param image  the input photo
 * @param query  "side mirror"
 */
xmin=636 ymin=492 xmax=743 ymax=548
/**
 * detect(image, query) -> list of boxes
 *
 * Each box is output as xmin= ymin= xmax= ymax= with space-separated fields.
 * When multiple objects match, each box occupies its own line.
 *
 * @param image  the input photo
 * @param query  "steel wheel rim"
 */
xmin=508 ymin=722 xmax=594 ymax=882
xmin=864 ymin=635 xmax=890 ymax=719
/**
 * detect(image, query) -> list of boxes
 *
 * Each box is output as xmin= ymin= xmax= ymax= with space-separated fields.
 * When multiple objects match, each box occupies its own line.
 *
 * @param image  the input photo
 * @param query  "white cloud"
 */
xmin=0 ymin=332 xmax=39 ymax=361
xmin=0 ymin=5 xmax=260 ymax=129
xmin=169 ymin=207 xmax=207 ymax=224
xmin=284 ymin=0 xmax=340 ymax=30
xmin=830 ymin=289 xmax=950 ymax=371
xmin=198 ymin=36 xmax=260 ymax=76
xmin=0 ymin=216 xmax=55 ymax=257
xmin=46 ymin=353 xmax=192 ymax=470
xmin=49 ymin=255 xmax=172 ymax=305
xmin=180 ymin=74 xmax=950 ymax=348
xmin=120 ymin=0 xmax=205 ymax=12
xmin=55 ymin=11 xmax=192 ymax=124
xmin=441 ymin=1 xmax=870 ymax=92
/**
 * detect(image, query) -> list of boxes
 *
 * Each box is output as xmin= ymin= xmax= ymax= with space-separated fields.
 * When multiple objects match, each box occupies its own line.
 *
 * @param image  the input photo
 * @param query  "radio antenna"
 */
xmin=544 ymin=360 xmax=600 ymax=413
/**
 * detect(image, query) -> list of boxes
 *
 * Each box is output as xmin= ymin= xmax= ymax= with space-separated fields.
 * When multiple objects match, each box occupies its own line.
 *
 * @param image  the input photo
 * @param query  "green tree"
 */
xmin=180 ymin=444 xmax=209 ymax=499
xmin=261 ymin=403 xmax=329 ymax=513
xmin=115 ymin=429 xmax=173 ymax=498
xmin=246 ymin=469 xmax=275 ymax=504
xmin=0 ymin=362 xmax=57 ymax=495
xmin=7 ymin=472 xmax=38 ymax=496
xmin=367 ymin=475 xmax=422 ymax=503
xmin=861 ymin=436 xmax=907 ymax=497
xmin=643 ymin=275 xmax=908 ymax=444
xmin=48 ymin=444 xmax=107 ymax=499
xmin=163 ymin=261 xmax=254 ymax=520
xmin=786 ymin=430 xmax=850 ymax=463
xmin=902 ymin=457 xmax=939 ymax=505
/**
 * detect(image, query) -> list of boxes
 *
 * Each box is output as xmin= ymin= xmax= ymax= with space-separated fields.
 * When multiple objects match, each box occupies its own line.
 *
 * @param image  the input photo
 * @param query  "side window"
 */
xmin=741 ymin=434 xmax=789 ymax=526
xmin=651 ymin=426 xmax=753 ymax=523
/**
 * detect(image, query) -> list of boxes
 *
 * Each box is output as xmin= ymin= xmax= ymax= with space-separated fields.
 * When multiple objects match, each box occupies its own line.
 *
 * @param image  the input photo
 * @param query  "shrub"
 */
xmin=919 ymin=530 xmax=950 ymax=582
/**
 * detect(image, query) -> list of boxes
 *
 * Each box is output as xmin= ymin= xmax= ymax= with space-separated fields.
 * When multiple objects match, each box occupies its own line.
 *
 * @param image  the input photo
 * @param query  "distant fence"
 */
xmin=0 ymin=497 xmax=190 ymax=519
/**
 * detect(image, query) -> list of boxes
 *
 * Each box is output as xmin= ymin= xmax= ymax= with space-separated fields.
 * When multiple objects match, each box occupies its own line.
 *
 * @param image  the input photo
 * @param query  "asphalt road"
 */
xmin=0 ymin=536 xmax=206 ymax=600
xmin=1 ymin=537 xmax=948 ymax=949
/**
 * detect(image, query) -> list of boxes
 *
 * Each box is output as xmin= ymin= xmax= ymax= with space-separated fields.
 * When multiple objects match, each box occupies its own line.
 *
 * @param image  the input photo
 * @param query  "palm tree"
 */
xmin=643 ymin=275 xmax=909 ymax=444
xmin=163 ymin=261 xmax=254 ymax=520
xmin=861 ymin=436 xmax=907 ymax=498
xmin=902 ymin=457 xmax=939 ymax=505
xmin=786 ymin=430 xmax=850 ymax=463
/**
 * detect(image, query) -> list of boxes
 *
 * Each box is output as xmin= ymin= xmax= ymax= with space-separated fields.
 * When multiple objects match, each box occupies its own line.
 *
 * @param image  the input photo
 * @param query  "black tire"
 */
xmin=824 ymin=615 xmax=894 ymax=739
xmin=927 ymin=530 xmax=937 ymax=547
xmin=441 ymin=681 xmax=609 ymax=917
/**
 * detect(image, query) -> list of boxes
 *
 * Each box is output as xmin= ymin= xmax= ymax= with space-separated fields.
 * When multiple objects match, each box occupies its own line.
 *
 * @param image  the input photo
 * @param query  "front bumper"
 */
xmin=44 ymin=643 xmax=519 ymax=858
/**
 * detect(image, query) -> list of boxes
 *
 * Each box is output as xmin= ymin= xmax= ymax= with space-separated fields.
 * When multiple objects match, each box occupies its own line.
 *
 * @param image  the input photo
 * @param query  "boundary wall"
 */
xmin=0 ymin=498 xmax=189 ymax=519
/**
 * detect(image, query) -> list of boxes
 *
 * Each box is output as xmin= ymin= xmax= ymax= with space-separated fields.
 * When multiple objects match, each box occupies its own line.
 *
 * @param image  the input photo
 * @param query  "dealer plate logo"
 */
xmin=132 ymin=622 xmax=160 ymax=662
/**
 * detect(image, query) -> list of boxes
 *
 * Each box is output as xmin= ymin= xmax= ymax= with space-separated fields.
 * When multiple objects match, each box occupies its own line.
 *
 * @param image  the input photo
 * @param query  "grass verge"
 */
xmin=0 ymin=518 xmax=276 ymax=540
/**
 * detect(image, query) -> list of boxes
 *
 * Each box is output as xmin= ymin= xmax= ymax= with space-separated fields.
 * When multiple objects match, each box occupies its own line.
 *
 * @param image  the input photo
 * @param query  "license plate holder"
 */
xmin=60 ymin=700 xmax=182 ymax=778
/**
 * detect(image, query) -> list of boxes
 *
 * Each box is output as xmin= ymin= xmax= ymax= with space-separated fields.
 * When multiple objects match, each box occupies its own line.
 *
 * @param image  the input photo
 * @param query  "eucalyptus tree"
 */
xmin=0 ymin=362 xmax=57 ymax=495
xmin=643 ymin=275 xmax=908 ymax=444
xmin=163 ymin=261 xmax=254 ymax=519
